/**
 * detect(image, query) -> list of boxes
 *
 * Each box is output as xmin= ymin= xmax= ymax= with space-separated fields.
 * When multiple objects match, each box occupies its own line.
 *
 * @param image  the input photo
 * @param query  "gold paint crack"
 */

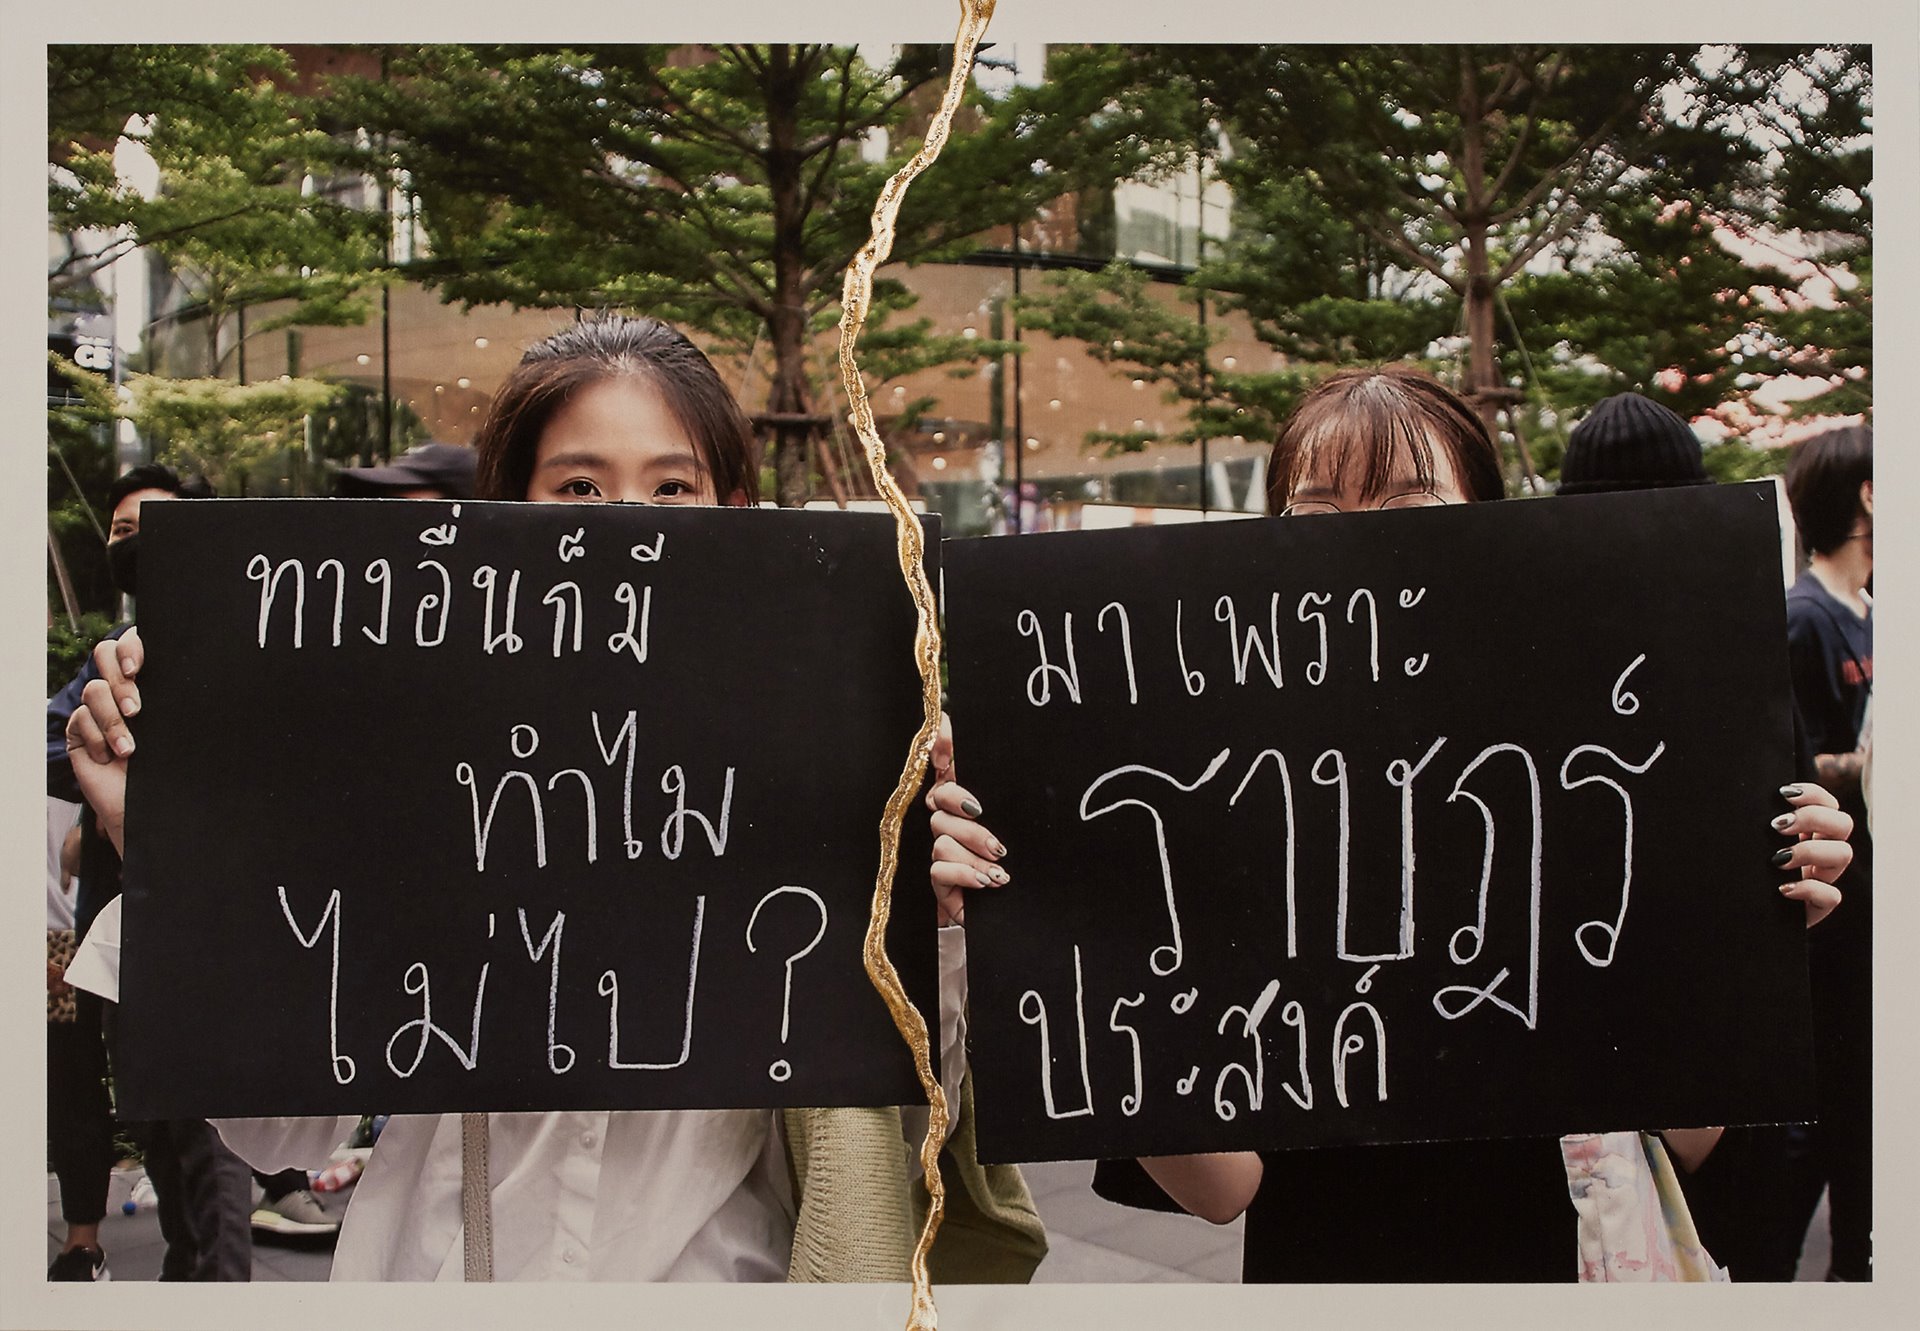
xmin=836 ymin=3 xmax=999 ymax=1328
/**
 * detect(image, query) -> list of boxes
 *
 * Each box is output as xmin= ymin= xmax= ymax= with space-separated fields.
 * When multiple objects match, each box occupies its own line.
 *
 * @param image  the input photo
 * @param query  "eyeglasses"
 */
xmin=1280 ymin=489 xmax=1446 ymax=517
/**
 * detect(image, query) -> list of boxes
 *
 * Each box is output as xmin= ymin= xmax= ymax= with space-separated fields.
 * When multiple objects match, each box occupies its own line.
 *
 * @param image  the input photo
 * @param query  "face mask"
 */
xmin=107 ymin=534 xmax=140 ymax=599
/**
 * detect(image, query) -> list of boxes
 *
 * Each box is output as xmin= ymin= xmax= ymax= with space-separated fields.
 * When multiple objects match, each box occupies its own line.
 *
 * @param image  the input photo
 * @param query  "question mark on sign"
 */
xmin=745 ymin=886 xmax=829 ymax=1082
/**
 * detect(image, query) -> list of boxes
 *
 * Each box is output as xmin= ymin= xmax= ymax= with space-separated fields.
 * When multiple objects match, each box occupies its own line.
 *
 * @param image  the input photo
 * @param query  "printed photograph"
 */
xmin=41 ymin=34 xmax=1873 ymax=1303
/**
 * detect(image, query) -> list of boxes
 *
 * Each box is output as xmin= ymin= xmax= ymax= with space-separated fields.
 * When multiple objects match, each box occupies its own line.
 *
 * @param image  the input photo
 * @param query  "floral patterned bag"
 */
xmin=1563 ymin=1131 xmax=1729 ymax=1281
xmin=48 ymin=928 xmax=78 ymax=1023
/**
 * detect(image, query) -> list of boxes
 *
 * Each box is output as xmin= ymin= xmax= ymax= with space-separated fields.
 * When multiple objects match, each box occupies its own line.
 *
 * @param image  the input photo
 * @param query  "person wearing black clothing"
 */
xmin=47 ymin=797 xmax=114 ymax=1283
xmin=45 ymin=467 xmax=167 ymax=1283
xmin=1779 ymin=423 xmax=1873 ymax=1282
xmin=47 ymin=465 xmax=255 ymax=1281
xmin=934 ymin=375 xmax=1850 ymax=1282
xmin=1550 ymin=392 xmax=1847 ymax=1281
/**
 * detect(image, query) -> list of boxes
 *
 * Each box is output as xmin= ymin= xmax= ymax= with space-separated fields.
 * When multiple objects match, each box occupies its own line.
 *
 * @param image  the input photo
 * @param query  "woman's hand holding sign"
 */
xmin=927 ymin=714 xmax=1009 ymax=927
xmin=62 ymin=627 xmax=145 ymax=857
xmin=1774 ymin=783 xmax=1849 ymax=928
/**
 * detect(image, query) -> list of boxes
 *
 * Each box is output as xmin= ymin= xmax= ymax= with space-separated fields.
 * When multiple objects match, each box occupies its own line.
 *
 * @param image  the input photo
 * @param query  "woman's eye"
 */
xmin=656 ymin=480 xmax=694 ymax=499
xmin=559 ymin=479 xmax=602 ymax=499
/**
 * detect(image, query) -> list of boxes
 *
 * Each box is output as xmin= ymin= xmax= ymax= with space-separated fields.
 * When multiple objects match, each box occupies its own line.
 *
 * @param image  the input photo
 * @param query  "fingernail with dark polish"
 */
xmin=1771 ymin=847 xmax=1794 ymax=867
xmin=989 ymin=839 xmax=1008 ymax=858
xmin=1771 ymin=812 xmax=1795 ymax=831
xmin=1780 ymin=785 xmax=1804 ymax=800
xmin=961 ymin=798 xmax=983 ymax=818
xmin=989 ymin=866 xmax=1010 ymax=885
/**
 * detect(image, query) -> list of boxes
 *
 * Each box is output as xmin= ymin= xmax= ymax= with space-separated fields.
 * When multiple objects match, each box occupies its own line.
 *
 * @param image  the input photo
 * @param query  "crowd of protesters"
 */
xmin=48 ymin=321 xmax=1870 ymax=1285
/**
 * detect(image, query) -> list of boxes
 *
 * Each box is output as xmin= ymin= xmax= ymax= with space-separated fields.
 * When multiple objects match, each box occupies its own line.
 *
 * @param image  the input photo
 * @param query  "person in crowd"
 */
xmin=334 ymin=439 xmax=477 ymax=500
xmin=47 ymin=792 xmax=114 ymax=1281
xmin=1553 ymin=390 xmax=1848 ymax=1279
xmin=1777 ymin=422 xmax=1873 ymax=1282
xmin=48 ymin=463 xmax=257 ymax=1281
xmin=61 ymin=315 xmax=1045 ymax=1284
xmin=926 ymin=367 xmax=1851 ymax=1281
xmin=1554 ymin=390 xmax=1711 ymax=495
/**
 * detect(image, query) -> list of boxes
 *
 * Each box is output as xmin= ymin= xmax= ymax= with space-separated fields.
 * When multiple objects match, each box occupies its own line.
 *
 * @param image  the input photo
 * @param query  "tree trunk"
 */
xmin=764 ymin=46 xmax=816 ymax=508
xmin=47 ymin=529 xmax=81 ymax=631
xmin=1463 ymin=241 xmax=1500 ymax=433
xmin=1505 ymin=404 xmax=1540 ymax=493
xmin=768 ymin=303 xmax=814 ymax=507
xmin=1457 ymin=52 xmax=1503 ymax=435
xmin=815 ymin=427 xmax=853 ymax=506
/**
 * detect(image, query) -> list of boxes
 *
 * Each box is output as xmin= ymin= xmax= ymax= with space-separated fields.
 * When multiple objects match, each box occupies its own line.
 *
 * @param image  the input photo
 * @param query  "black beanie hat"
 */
xmin=1558 ymin=393 xmax=1709 ymax=495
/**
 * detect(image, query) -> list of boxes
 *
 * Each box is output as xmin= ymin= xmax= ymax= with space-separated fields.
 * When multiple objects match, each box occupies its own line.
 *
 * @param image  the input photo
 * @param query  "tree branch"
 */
xmin=1486 ymin=91 xmax=1639 ymax=229
xmin=1484 ymin=55 xmax=1565 ymax=205
xmin=726 ymin=44 xmax=768 ymax=80
xmin=798 ymin=48 xmax=860 ymax=223
xmin=1494 ymin=170 xmax=1612 ymax=284
xmin=640 ymin=68 xmax=762 ymax=160
xmin=1354 ymin=213 xmax=1462 ymax=292
xmin=589 ymin=160 xmax=773 ymax=303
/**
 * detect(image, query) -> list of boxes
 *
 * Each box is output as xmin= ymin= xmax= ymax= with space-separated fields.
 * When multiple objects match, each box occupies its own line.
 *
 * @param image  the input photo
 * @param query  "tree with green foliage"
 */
xmin=47 ymin=357 xmax=121 ymax=628
xmin=833 ymin=280 xmax=1018 ymax=499
xmin=126 ymin=375 xmax=346 ymax=495
xmin=1159 ymin=45 xmax=1725 ymax=431
xmin=48 ymin=44 xmax=389 ymax=649
xmin=1015 ymin=261 xmax=1288 ymax=455
xmin=50 ymin=43 xmax=384 ymax=342
xmin=317 ymin=43 xmax=1189 ymax=505
xmin=1690 ymin=44 xmax=1872 ymax=428
xmin=1507 ymin=46 xmax=1871 ymax=448
xmin=1019 ymin=44 xmax=1869 ymax=484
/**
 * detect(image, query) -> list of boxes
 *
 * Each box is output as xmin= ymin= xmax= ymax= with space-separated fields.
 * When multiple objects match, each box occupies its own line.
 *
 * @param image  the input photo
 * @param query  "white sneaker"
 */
xmin=251 ymin=1188 xmax=340 ymax=1236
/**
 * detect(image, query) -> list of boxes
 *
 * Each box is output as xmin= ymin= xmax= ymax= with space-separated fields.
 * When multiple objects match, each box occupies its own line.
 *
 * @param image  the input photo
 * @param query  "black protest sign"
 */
xmin=945 ymin=483 xmax=1813 ymax=1165
xmin=115 ymin=500 xmax=940 ymax=1119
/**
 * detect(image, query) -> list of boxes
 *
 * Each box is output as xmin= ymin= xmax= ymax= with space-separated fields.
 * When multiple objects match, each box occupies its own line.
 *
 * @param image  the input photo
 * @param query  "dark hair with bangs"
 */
xmin=1784 ymin=423 xmax=1871 ymax=556
xmin=475 ymin=315 xmax=761 ymax=505
xmin=1264 ymin=365 xmax=1505 ymax=515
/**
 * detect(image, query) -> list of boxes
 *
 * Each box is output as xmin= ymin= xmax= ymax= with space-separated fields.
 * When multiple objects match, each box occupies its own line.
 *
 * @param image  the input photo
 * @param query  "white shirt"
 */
xmin=69 ymin=903 xmax=968 ymax=1282
xmin=46 ymin=796 xmax=80 ymax=931
xmin=216 ymin=1108 xmax=795 ymax=1281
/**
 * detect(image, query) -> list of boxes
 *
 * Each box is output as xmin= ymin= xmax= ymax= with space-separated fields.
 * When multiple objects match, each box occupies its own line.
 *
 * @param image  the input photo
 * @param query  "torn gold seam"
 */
xmin=836 ymin=3 xmax=998 ymax=1328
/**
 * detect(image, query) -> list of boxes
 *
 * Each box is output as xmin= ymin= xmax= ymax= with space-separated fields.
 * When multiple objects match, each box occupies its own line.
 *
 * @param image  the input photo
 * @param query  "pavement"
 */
xmin=47 ymin=1156 xmax=1832 ymax=1283
xmin=46 ymin=1163 xmax=342 ymax=1283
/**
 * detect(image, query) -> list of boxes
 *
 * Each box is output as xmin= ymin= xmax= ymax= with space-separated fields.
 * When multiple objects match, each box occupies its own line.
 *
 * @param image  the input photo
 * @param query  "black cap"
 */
xmin=1558 ymin=393 xmax=1710 ymax=496
xmin=336 ymin=442 xmax=477 ymax=499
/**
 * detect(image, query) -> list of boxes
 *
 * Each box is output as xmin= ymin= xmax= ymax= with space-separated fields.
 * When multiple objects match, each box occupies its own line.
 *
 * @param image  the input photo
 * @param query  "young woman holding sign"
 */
xmin=64 ymin=315 xmax=1042 ymax=1284
xmin=926 ymin=364 xmax=1851 ymax=1282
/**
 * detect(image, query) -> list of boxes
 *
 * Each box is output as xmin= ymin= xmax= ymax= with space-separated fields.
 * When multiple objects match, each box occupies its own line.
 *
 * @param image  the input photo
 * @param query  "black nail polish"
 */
xmin=961 ymin=798 xmax=983 ymax=818
xmin=1780 ymin=785 xmax=1804 ymax=800
xmin=1772 ymin=847 xmax=1794 ymax=867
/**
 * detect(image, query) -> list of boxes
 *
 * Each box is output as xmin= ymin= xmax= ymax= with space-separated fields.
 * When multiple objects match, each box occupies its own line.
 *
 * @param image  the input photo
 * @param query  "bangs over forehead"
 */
xmin=1265 ymin=366 xmax=1504 ymax=513
xmin=474 ymin=315 xmax=762 ymax=504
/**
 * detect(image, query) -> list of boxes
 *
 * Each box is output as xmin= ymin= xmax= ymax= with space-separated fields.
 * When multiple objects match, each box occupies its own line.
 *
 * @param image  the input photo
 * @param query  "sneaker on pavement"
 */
xmin=251 ymin=1188 xmax=340 ymax=1236
xmin=47 ymin=1245 xmax=109 ymax=1281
